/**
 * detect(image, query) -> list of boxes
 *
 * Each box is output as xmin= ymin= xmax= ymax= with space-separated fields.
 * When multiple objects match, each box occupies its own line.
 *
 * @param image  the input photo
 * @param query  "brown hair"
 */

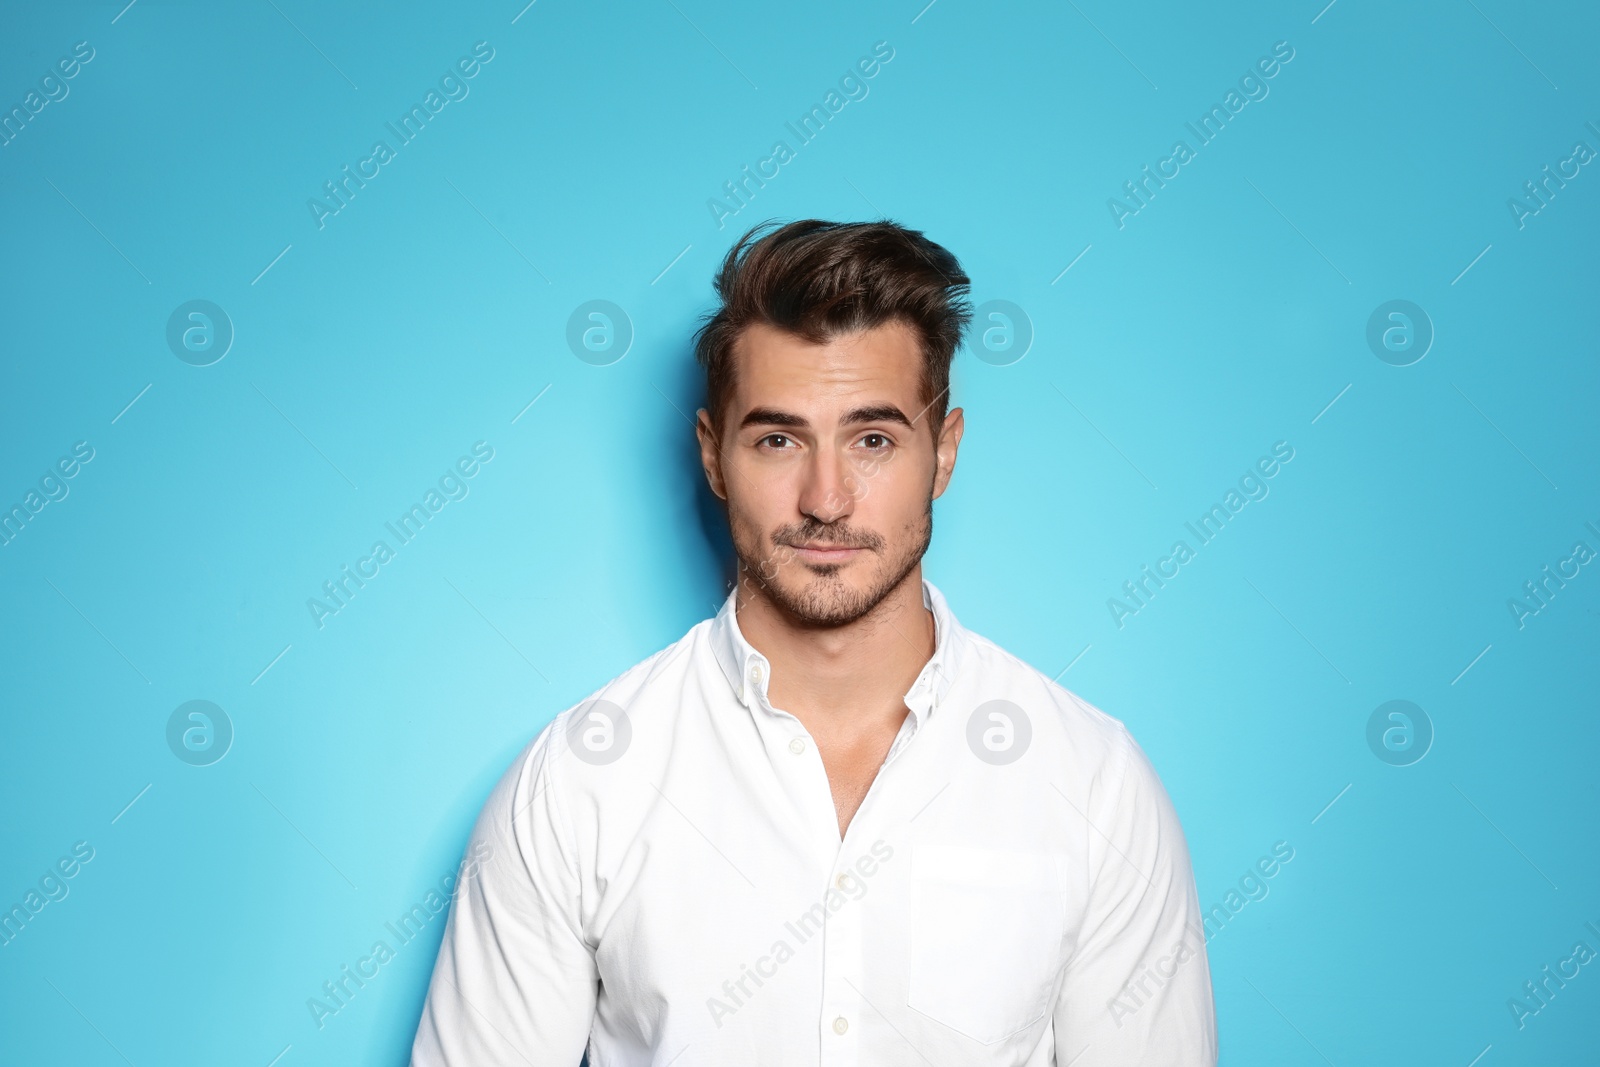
xmin=693 ymin=218 xmax=972 ymax=439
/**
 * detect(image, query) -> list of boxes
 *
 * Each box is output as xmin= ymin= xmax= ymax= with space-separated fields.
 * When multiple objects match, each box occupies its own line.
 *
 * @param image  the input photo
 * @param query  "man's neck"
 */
xmin=734 ymin=567 xmax=935 ymax=735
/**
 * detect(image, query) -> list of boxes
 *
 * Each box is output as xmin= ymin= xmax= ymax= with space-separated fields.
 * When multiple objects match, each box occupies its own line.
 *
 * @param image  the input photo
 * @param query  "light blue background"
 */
xmin=2 ymin=0 xmax=1596 ymax=1064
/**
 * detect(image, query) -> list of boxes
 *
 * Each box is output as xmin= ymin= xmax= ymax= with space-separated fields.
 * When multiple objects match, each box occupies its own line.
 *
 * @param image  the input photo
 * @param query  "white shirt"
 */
xmin=411 ymin=577 xmax=1216 ymax=1066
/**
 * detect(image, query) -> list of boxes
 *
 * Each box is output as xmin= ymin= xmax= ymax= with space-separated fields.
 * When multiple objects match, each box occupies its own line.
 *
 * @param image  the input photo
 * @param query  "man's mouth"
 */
xmin=786 ymin=541 xmax=863 ymax=561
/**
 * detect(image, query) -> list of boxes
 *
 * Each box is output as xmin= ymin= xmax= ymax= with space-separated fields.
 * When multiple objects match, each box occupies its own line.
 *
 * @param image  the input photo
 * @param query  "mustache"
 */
xmin=776 ymin=526 xmax=881 ymax=551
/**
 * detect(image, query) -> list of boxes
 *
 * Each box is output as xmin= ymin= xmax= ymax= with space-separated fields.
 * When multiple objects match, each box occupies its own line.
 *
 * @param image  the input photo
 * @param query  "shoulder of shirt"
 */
xmin=956 ymin=626 xmax=1139 ymax=768
xmin=504 ymin=617 xmax=707 ymax=796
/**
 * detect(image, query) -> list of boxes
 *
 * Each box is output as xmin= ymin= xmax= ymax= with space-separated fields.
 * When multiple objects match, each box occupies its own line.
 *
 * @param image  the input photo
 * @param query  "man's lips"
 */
xmin=786 ymin=542 xmax=863 ymax=559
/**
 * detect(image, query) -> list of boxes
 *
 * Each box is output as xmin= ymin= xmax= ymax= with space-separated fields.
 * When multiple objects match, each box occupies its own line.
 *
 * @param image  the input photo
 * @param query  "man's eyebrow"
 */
xmin=739 ymin=407 xmax=808 ymax=430
xmin=841 ymin=404 xmax=915 ymax=428
xmin=738 ymin=404 xmax=915 ymax=431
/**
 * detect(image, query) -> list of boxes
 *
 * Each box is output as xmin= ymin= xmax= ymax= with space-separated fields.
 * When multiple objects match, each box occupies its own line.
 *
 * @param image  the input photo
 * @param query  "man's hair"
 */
xmin=693 ymin=219 xmax=972 ymax=439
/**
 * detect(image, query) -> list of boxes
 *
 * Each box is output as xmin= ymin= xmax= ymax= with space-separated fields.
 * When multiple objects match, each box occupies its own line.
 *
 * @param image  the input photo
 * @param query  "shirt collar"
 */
xmin=708 ymin=575 xmax=964 ymax=724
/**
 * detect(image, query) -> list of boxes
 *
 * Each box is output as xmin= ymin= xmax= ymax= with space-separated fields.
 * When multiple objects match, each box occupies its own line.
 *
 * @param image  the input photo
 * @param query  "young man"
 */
xmin=411 ymin=220 xmax=1217 ymax=1065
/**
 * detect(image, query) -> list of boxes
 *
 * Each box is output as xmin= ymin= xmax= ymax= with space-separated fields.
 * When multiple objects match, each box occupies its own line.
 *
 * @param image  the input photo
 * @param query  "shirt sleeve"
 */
xmin=1052 ymin=726 xmax=1217 ymax=1066
xmin=411 ymin=716 xmax=598 ymax=1066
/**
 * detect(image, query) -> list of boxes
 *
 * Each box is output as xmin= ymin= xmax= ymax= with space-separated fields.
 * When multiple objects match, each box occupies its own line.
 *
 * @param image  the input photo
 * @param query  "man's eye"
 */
xmin=760 ymin=434 xmax=791 ymax=449
xmin=860 ymin=433 xmax=891 ymax=450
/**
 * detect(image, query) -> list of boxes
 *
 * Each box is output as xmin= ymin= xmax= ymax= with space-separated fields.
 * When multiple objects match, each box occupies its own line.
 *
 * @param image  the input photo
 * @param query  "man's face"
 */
xmin=695 ymin=319 xmax=963 ymax=627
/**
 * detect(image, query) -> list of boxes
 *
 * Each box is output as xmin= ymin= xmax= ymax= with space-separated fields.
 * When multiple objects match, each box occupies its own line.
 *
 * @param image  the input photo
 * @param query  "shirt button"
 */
xmin=833 ymin=1016 xmax=849 ymax=1035
xmin=749 ymin=662 xmax=764 ymax=686
xmin=835 ymin=872 xmax=849 ymax=889
xmin=788 ymin=737 xmax=805 ymax=755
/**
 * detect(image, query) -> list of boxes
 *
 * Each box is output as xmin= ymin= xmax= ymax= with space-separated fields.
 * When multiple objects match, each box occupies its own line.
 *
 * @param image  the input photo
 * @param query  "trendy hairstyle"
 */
xmin=692 ymin=219 xmax=972 ymax=440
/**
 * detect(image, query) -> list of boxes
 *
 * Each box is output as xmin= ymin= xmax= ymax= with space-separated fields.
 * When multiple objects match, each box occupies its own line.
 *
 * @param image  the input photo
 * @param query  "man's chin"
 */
xmin=765 ymin=570 xmax=893 ymax=627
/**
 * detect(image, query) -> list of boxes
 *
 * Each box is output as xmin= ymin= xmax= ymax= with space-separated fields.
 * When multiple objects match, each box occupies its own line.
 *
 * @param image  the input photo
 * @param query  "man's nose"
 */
xmin=798 ymin=446 xmax=858 ymax=525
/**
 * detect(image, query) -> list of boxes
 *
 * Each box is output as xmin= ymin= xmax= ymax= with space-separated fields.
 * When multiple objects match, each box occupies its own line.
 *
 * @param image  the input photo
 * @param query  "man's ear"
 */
xmin=931 ymin=406 xmax=964 ymax=501
xmin=696 ymin=408 xmax=727 ymax=501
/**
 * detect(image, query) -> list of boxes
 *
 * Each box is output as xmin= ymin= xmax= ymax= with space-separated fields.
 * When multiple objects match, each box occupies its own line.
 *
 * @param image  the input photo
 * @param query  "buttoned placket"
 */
xmin=744 ymin=649 xmax=947 ymax=1067
xmin=741 ymin=654 xmax=840 ymax=871
xmin=729 ymin=586 xmax=956 ymax=1063
xmin=820 ymin=671 xmax=946 ymax=1067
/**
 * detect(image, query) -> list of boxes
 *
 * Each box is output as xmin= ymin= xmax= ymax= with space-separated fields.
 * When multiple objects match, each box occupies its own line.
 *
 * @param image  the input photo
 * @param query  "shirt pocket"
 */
xmin=907 ymin=843 xmax=1069 ymax=1045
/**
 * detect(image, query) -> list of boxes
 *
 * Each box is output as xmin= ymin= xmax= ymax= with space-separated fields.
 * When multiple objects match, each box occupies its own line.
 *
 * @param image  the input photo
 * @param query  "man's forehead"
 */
xmin=731 ymin=320 xmax=921 ymax=400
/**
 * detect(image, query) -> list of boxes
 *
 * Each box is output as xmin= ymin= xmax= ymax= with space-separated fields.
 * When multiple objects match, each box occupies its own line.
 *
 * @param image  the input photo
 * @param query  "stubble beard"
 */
xmin=731 ymin=497 xmax=934 ymax=628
